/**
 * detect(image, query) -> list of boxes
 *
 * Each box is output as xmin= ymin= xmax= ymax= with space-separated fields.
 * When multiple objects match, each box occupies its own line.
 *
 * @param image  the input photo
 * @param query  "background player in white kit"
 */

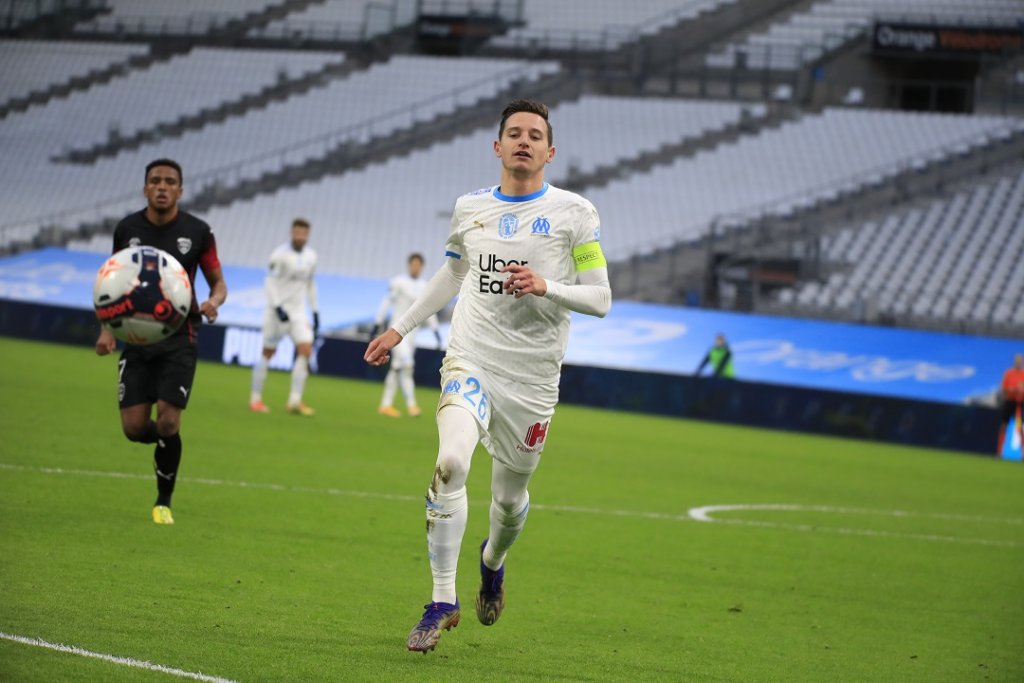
xmin=373 ymin=253 xmax=442 ymax=418
xmin=249 ymin=218 xmax=320 ymax=416
xmin=365 ymin=99 xmax=611 ymax=653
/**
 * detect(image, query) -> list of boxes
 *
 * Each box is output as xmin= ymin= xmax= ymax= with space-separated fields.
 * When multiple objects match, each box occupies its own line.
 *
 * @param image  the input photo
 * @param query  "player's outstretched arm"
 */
xmin=365 ymin=259 xmax=464 ymax=366
xmin=199 ymin=265 xmax=228 ymax=323
xmin=95 ymin=327 xmax=116 ymax=356
xmin=364 ymin=328 xmax=403 ymax=366
xmin=392 ymin=258 xmax=466 ymax=337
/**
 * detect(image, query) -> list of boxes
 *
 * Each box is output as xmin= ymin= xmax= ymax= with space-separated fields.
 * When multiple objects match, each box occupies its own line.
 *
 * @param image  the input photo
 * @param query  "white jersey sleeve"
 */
xmin=392 ymin=260 xmax=464 ymax=338
xmin=265 ymin=247 xmax=285 ymax=309
xmin=265 ymin=243 xmax=317 ymax=318
xmin=307 ymin=251 xmax=319 ymax=313
xmin=542 ymin=203 xmax=610 ymax=316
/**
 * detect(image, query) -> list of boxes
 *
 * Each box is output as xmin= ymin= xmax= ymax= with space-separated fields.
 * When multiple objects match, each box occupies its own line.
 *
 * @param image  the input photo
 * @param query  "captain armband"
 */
xmin=572 ymin=242 xmax=607 ymax=273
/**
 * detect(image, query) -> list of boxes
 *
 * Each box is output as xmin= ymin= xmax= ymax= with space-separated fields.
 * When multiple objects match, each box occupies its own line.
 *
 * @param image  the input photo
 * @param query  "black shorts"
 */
xmin=1003 ymin=400 xmax=1022 ymax=425
xmin=118 ymin=334 xmax=198 ymax=409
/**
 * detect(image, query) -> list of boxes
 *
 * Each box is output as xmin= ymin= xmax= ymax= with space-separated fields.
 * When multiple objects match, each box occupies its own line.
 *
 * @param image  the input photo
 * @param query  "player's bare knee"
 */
xmin=122 ymin=422 xmax=149 ymax=442
xmin=154 ymin=404 xmax=182 ymax=437
xmin=155 ymin=415 xmax=180 ymax=437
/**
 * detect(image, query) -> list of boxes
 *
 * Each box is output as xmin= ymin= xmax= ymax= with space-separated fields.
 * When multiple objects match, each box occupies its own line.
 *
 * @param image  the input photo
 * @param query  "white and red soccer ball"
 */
xmin=93 ymin=246 xmax=192 ymax=345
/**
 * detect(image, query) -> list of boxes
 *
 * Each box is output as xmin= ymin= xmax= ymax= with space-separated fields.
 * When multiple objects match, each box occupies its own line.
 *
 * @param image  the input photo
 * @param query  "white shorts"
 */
xmin=261 ymin=307 xmax=313 ymax=349
xmin=389 ymin=336 xmax=415 ymax=369
xmin=436 ymin=356 xmax=558 ymax=475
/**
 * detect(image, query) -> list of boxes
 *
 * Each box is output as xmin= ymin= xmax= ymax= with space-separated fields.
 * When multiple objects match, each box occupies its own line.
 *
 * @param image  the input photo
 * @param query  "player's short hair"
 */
xmin=499 ymin=99 xmax=552 ymax=146
xmin=408 ymin=252 xmax=424 ymax=264
xmin=145 ymin=158 xmax=182 ymax=185
xmin=292 ymin=218 xmax=311 ymax=230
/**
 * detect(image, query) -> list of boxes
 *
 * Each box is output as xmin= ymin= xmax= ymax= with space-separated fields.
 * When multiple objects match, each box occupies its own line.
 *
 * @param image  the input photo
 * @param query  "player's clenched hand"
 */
xmin=501 ymin=263 xmax=547 ymax=298
xmin=200 ymin=300 xmax=219 ymax=323
xmin=365 ymin=328 xmax=403 ymax=366
xmin=95 ymin=328 xmax=116 ymax=356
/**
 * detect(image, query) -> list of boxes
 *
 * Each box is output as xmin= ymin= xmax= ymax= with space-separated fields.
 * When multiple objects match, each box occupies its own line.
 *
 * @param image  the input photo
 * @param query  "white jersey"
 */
xmin=444 ymin=183 xmax=602 ymax=384
xmin=376 ymin=273 xmax=436 ymax=329
xmin=265 ymin=242 xmax=318 ymax=316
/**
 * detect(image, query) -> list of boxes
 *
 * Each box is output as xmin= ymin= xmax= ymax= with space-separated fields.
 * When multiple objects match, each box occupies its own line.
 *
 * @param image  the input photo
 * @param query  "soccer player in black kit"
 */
xmin=95 ymin=159 xmax=228 ymax=525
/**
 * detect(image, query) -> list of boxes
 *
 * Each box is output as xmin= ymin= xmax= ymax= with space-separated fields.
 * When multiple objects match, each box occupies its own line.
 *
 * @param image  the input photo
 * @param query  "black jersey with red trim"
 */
xmin=112 ymin=209 xmax=221 ymax=343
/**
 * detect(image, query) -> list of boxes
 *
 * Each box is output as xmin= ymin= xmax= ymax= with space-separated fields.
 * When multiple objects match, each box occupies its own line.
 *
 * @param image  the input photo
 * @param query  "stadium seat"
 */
xmin=706 ymin=0 xmax=1024 ymax=71
xmin=0 ymin=40 xmax=147 ymax=104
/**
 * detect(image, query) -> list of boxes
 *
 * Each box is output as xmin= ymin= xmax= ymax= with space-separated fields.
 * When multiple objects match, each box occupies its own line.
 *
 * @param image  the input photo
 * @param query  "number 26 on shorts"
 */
xmin=462 ymin=376 xmax=489 ymax=420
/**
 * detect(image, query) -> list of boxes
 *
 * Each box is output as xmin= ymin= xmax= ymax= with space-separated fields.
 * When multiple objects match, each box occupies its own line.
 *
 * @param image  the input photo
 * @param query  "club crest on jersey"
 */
xmin=128 ymin=237 xmax=142 ymax=247
xmin=531 ymin=216 xmax=551 ymax=236
xmin=498 ymin=213 xmax=519 ymax=240
xmin=594 ymin=225 xmax=601 ymax=242
xmin=176 ymin=237 xmax=192 ymax=255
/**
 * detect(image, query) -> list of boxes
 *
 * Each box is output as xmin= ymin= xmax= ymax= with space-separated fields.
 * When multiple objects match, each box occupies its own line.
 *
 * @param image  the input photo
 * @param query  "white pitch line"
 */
xmin=0 ymin=463 xmax=695 ymax=521
xmin=3 ymin=463 xmax=1022 ymax=547
xmin=688 ymin=504 xmax=1023 ymax=548
xmin=0 ymin=632 xmax=239 ymax=683
xmin=0 ymin=463 xmax=421 ymax=503
xmin=687 ymin=503 xmax=1024 ymax=526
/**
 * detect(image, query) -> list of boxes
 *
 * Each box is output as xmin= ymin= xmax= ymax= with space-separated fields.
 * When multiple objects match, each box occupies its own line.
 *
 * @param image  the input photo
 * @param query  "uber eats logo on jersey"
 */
xmin=479 ymin=253 xmax=528 ymax=294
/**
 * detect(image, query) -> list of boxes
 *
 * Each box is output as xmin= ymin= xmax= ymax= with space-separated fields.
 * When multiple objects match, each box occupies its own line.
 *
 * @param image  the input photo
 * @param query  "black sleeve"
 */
xmin=696 ymin=353 xmax=709 ymax=375
xmin=111 ymin=216 xmax=134 ymax=253
xmin=197 ymin=223 xmax=221 ymax=274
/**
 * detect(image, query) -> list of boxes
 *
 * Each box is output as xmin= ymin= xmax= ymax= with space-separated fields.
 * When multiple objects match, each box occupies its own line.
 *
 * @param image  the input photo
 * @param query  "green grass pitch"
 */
xmin=1 ymin=336 xmax=1022 ymax=682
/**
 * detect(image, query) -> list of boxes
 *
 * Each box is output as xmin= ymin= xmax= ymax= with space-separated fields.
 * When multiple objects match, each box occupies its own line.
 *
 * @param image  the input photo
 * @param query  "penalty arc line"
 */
xmin=687 ymin=503 xmax=1024 ymax=526
xmin=687 ymin=504 xmax=1023 ymax=548
xmin=2 ymin=463 xmax=1021 ymax=547
xmin=0 ymin=632 xmax=240 ymax=683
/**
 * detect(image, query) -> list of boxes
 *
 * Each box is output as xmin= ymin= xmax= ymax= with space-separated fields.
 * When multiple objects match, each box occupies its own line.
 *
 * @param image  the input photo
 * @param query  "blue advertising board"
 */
xmin=1002 ymin=416 xmax=1023 ymax=461
xmin=0 ymin=298 xmax=1000 ymax=455
xmin=0 ymin=247 xmax=1019 ymax=406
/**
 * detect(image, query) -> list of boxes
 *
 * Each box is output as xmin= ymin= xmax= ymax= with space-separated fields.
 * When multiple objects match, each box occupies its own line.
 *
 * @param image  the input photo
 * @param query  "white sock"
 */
xmin=381 ymin=368 xmax=398 ymax=408
xmin=288 ymin=355 xmax=309 ymax=406
xmin=399 ymin=367 xmax=417 ymax=408
xmin=250 ymin=356 xmax=269 ymax=403
xmin=483 ymin=463 xmax=533 ymax=570
xmin=484 ymin=492 xmax=529 ymax=571
xmin=425 ymin=406 xmax=479 ymax=604
xmin=428 ymin=486 xmax=468 ymax=605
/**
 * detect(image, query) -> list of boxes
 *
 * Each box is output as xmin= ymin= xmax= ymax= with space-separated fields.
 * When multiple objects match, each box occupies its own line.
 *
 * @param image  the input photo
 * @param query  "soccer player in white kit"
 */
xmin=373 ymin=253 xmax=442 ymax=418
xmin=249 ymin=218 xmax=320 ymax=416
xmin=365 ymin=100 xmax=611 ymax=653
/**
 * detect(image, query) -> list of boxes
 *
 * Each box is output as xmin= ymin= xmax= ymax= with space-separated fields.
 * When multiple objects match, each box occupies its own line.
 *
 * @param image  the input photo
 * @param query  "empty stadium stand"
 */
xmin=0 ymin=54 xmax=558 ymax=246
xmin=74 ymin=0 xmax=285 ymax=35
xmin=586 ymin=108 xmax=1020 ymax=255
xmin=707 ymin=0 xmax=1024 ymax=70
xmin=63 ymin=101 xmax=1017 ymax=295
xmin=55 ymin=47 xmax=344 ymax=149
xmin=489 ymin=0 xmax=738 ymax=50
xmin=1 ymin=0 xmax=1022 ymax=336
xmin=0 ymin=39 xmax=147 ymax=104
xmin=767 ymin=166 xmax=1024 ymax=335
xmin=1 ymin=0 xmax=105 ymax=32
xmin=249 ymin=0 xmax=417 ymax=42
xmin=164 ymin=96 xmax=760 ymax=274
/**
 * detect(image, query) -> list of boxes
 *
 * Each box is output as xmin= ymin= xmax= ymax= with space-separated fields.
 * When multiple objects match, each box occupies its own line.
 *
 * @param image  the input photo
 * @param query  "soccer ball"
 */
xmin=93 ymin=246 xmax=192 ymax=345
